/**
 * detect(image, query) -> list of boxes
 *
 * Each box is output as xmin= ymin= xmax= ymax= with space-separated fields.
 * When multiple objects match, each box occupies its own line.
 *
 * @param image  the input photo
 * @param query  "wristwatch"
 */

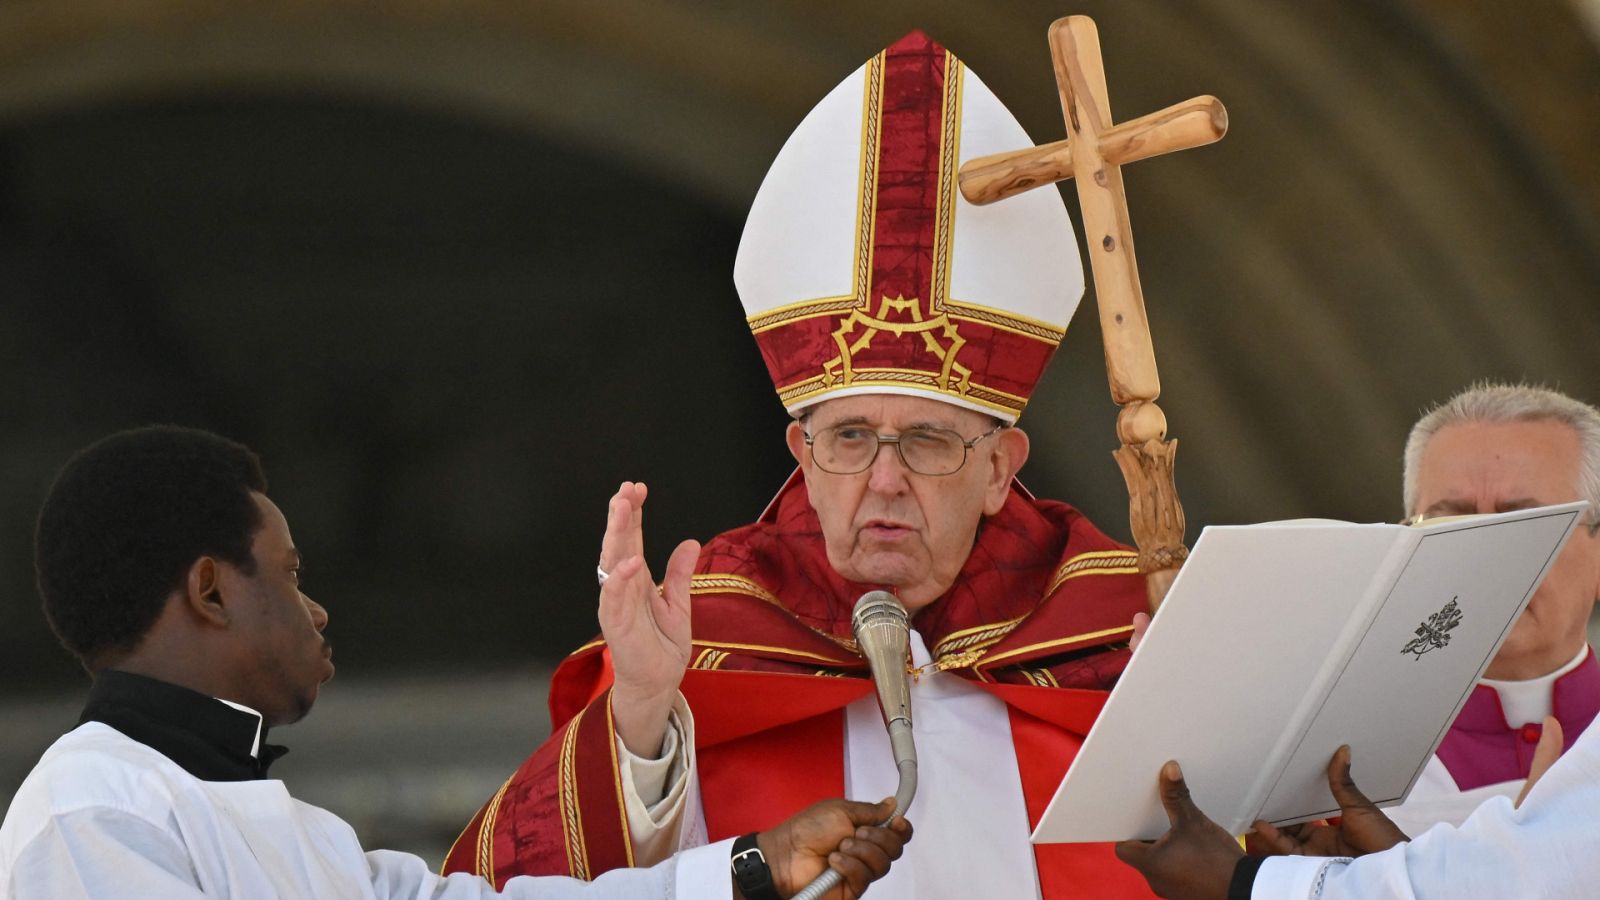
xmin=730 ymin=832 xmax=782 ymax=900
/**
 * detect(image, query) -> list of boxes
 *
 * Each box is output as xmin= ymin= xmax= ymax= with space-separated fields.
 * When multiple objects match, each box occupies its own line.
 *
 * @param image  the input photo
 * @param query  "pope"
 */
xmin=446 ymin=32 xmax=1154 ymax=899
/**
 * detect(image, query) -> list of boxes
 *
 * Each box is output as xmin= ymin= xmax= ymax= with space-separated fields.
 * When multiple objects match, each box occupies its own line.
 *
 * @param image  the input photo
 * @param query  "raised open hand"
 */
xmin=597 ymin=481 xmax=700 ymax=757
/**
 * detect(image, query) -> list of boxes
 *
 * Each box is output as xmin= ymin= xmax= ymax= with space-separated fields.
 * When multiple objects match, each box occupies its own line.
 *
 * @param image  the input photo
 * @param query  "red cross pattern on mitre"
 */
xmin=734 ymin=31 xmax=1085 ymax=424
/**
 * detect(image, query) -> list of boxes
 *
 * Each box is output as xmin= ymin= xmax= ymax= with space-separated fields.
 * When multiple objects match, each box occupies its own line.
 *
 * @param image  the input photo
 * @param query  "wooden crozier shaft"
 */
xmin=1052 ymin=16 xmax=1187 ymax=609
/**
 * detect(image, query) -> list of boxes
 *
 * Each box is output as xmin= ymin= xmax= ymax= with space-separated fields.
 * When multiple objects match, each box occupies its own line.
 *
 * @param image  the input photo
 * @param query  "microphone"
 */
xmin=790 ymin=591 xmax=918 ymax=900
xmin=852 ymin=590 xmax=918 ymax=810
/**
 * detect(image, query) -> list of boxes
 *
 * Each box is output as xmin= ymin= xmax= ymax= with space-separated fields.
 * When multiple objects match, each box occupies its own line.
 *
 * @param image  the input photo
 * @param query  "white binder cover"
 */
xmin=1030 ymin=501 xmax=1587 ymax=843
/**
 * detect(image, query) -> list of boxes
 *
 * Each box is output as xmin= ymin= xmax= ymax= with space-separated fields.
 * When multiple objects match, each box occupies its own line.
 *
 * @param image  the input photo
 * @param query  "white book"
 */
xmin=1030 ymin=501 xmax=1588 ymax=843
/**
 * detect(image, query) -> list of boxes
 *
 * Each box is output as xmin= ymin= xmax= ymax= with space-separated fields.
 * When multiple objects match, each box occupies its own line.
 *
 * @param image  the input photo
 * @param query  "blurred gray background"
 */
xmin=2 ymin=0 xmax=1597 ymax=865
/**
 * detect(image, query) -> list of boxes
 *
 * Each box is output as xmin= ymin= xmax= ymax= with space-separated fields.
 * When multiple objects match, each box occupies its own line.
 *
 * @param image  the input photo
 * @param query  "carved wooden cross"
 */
xmin=958 ymin=15 xmax=1228 ymax=609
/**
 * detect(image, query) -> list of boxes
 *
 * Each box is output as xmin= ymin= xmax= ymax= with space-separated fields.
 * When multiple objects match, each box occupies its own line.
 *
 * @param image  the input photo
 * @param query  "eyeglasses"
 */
xmin=802 ymin=422 xmax=1005 ymax=476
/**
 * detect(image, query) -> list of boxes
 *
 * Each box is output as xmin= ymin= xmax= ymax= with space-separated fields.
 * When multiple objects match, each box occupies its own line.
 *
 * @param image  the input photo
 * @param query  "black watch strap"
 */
xmin=730 ymin=832 xmax=782 ymax=900
xmin=1229 ymin=855 xmax=1268 ymax=900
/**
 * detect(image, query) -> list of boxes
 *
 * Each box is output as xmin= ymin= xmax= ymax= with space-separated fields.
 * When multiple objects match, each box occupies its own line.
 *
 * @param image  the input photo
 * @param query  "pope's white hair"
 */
xmin=1402 ymin=381 xmax=1600 ymax=527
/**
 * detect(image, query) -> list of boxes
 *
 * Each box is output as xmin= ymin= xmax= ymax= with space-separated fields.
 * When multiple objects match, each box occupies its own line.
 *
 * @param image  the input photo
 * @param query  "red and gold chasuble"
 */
xmin=443 ymin=474 xmax=1157 ymax=898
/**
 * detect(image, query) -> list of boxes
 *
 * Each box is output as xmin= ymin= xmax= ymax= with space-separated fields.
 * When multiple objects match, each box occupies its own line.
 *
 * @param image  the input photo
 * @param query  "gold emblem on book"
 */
xmin=821 ymin=295 xmax=972 ymax=392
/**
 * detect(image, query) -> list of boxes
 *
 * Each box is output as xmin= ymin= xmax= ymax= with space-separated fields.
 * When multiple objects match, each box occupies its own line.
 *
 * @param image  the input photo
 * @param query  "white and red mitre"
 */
xmin=735 ymin=31 xmax=1083 ymax=424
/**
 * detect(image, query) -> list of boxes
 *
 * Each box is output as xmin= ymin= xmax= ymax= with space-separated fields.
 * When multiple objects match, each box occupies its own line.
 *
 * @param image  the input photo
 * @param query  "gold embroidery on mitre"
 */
xmin=779 ymin=372 xmax=1027 ymax=418
xmin=855 ymin=53 xmax=886 ymax=310
xmin=947 ymin=300 xmax=1067 ymax=344
xmin=929 ymin=52 xmax=961 ymax=314
xmin=821 ymin=295 xmax=972 ymax=393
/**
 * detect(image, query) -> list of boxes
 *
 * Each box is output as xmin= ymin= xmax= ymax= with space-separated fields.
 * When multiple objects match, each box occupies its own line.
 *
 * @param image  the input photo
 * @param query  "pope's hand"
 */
xmin=598 ymin=481 xmax=699 ymax=758
xmin=1130 ymin=611 xmax=1151 ymax=653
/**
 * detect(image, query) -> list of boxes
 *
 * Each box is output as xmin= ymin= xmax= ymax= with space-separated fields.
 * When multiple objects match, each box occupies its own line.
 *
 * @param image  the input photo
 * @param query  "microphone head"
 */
xmin=852 ymin=591 xmax=912 ymax=727
xmin=852 ymin=590 xmax=909 ymax=638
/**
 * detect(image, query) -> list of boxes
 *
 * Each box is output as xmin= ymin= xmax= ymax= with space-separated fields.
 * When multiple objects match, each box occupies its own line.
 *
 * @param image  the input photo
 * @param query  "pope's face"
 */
xmin=1412 ymin=419 xmax=1600 ymax=680
xmin=787 ymin=394 xmax=1026 ymax=610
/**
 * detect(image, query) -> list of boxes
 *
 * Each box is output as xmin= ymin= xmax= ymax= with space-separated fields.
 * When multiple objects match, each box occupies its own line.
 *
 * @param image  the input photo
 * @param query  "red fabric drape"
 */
xmin=442 ymin=475 xmax=1152 ymax=898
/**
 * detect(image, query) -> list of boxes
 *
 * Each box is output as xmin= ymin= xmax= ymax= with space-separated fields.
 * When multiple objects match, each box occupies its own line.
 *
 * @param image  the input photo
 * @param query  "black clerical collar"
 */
xmin=80 ymin=670 xmax=289 ymax=781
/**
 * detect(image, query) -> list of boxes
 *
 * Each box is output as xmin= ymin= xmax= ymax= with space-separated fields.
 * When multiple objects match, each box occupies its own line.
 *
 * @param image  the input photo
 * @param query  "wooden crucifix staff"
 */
xmin=958 ymin=15 xmax=1228 ymax=610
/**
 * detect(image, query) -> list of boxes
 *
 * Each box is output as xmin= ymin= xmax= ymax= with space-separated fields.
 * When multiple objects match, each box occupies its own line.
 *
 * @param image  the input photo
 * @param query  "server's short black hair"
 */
xmin=35 ymin=426 xmax=268 ymax=666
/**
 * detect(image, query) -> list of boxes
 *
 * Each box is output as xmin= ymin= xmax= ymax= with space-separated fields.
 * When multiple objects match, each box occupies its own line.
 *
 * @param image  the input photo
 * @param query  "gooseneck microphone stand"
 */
xmin=790 ymin=591 xmax=917 ymax=900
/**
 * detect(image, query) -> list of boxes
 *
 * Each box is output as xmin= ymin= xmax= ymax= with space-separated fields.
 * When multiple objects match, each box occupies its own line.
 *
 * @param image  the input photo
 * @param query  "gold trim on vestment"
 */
xmin=691 ymin=639 xmax=858 ymax=665
xmin=691 ymin=575 xmax=863 ymax=654
xmin=557 ymin=706 xmax=591 ymax=880
xmin=604 ymin=695 xmax=635 ymax=868
xmin=911 ymin=647 xmax=990 ymax=680
xmin=979 ymin=624 xmax=1136 ymax=669
xmin=1047 ymin=564 xmax=1142 ymax=595
xmin=1046 ymin=550 xmax=1140 ymax=596
xmin=440 ymin=793 xmax=479 ymax=877
xmin=924 ymin=550 xmax=1139 ymax=662
xmin=575 ymin=631 xmax=860 ymax=671
xmin=930 ymin=614 xmax=1028 ymax=659
xmin=1022 ymin=667 xmax=1061 ymax=688
xmin=690 ymin=574 xmax=784 ymax=608
xmin=1053 ymin=549 xmax=1140 ymax=567
xmin=474 ymin=775 xmax=512 ymax=882
xmin=692 ymin=647 xmax=731 ymax=670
